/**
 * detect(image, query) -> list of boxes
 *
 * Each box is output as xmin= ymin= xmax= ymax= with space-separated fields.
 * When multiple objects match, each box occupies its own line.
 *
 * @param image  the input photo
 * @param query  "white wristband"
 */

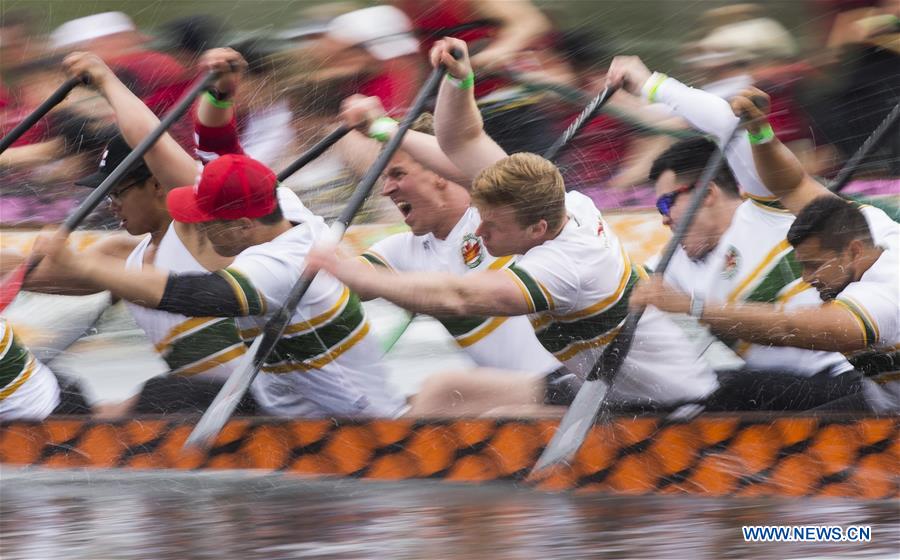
xmin=641 ymin=72 xmax=668 ymax=103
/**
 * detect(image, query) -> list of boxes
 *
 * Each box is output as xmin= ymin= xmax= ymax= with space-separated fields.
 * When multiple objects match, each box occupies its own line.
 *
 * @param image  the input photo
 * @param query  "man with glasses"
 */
xmin=605 ymin=56 xmax=861 ymax=411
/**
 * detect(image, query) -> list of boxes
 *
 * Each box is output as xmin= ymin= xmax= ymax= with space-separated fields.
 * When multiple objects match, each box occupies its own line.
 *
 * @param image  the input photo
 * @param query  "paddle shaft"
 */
xmin=585 ymin=125 xmax=739 ymax=383
xmin=18 ymin=73 xmax=217 ymax=282
xmin=276 ymin=125 xmax=351 ymax=182
xmin=0 ymin=76 xmax=87 ymax=155
xmin=542 ymin=86 xmax=616 ymax=161
xmin=185 ymin=58 xmax=454 ymax=450
xmin=829 ymin=99 xmax=900 ymax=194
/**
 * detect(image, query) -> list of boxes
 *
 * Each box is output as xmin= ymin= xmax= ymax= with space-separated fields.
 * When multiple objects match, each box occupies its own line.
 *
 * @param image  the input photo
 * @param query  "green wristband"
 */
xmin=747 ymin=123 xmax=775 ymax=145
xmin=368 ymin=116 xmax=399 ymax=143
xmin=203 ymin=90 xmax=234 ymax=109
xmin=446 ymin=71 xmax=475 ymax=90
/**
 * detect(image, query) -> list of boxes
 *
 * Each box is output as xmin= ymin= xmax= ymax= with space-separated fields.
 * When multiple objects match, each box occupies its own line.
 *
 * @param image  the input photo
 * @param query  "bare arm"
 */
xmin=430 ymin=38 xmax=508 ymax=182
xmin=0 ymin=138 xmax=64 ymax=169
xmin=337 ymin=95 xmax=471 ymax=186
xmin=730 ymin=88 xmax=834 ymax=215
xmin=308 ymin=248 xmax=530 ymax=317
xmin=62 ymin=53 xmax=198 ymax=191
xmin=32 ymin=232 xmax=167 ymax=306
xmin=11 ymin=234 xmax=140 ymax=296
xmin=630 ymin=276 xmax=868 ymax=353
xmin=469 ymin=0 xmax=551 ymax=70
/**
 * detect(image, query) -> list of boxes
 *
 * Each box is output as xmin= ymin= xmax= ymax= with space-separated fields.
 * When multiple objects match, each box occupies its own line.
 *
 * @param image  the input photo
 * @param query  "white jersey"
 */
xmin=505 ymin=191 xmax=718 ymax=404
xmin=123 ymin=187 xmax=318 ymax=381
xmin=835 ymin=208 xmax=900 ymax=353
xmin=223 ymin=213 xmax=405 ymax=418
xmin=645 ymin=73 xmax=854 ymax=376
xmin=0 ymin=319 xmax=60 ymax=420
xmin=361 ymin=207 xmax=561 ymax=376
xmin=653 ymin=201 xmax=854 ymax=376
xmin=125 ymin=224 xmax=246 ymax=381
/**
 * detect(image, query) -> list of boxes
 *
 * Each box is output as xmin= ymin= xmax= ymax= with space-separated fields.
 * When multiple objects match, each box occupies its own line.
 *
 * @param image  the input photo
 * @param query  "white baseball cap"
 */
xmin=694 ymin=17 xmax=797 ymax=65
xmin=326 ymin=5 xmax=419 ymax=60
xmin=51 ymin=12 xmax=137 ymax=50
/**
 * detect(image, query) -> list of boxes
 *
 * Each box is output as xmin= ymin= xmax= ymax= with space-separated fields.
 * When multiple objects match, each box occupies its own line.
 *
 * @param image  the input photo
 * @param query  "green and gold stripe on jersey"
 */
xmin=239 ymin=287 xmax=370 ymax=373
xmin=0 ymin=324 xmax=37 ymax=401
xmin=217 ymin=267 xmax=267 ymax=316
xmin=361 ymin=252 xmax=517 ymax=349
xmin=359 ymin=250 xmax=393 ymax=270
xmin=154 ymin=317 xmax=247 ymax=377
xmin=744 ymin=192 xmax=789 ymax=213
xmin=833 ymin=296 xmax=880 ymax=347
xmin=511 ymin=249 xmax=640 ymax=362
xmin=728 ymin=240 xmax=802 ymax=304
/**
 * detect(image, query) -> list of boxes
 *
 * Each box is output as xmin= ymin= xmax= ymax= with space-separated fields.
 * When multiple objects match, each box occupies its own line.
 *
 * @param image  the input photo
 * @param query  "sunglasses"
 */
xmin=105 ymin=176 xmax=149 ymax=204
xmin=655 ymin=183 xmax=695 ymax=217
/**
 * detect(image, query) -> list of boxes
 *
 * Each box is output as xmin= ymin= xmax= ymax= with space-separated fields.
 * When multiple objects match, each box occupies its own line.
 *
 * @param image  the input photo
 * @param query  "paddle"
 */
xmin=276 ymin=125 xmax=351 ymax=182
xmin=0 ymin=72 xmax=218 ymax=313
xmin=531 ymin=121 xmax=747 ymax=475
xmin=379 ymin=86 xmax=620 ymax=355
xmin=829 ymin=99 xmax=900 ymax=193
xmin=184 ymin=56 xmax=458 ymax=451
xmin=0 ymin=75 xmax=89 ymax=155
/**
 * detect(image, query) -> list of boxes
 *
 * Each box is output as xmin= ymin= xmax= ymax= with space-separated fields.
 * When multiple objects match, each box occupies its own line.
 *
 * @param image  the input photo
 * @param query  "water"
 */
xmin=1 ymin=467 xmax=897 ymax=560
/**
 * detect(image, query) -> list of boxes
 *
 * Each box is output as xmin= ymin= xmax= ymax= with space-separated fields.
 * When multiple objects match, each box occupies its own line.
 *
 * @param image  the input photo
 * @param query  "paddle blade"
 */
xmin=0 ymin=262 xmax=28 ymax=312
xmin=530 ymin=378 xmax=609 ymax=475
xmin=183 ymin=336 xmax=263 ymax=451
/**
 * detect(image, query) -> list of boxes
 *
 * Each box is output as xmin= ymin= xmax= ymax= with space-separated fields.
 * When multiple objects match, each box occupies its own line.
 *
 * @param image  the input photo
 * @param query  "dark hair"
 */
xmin=256 ymin=200 xmax=284 ymax=225
xmin=649 ymin=137 xmax=740 ymax=198
xmin=787 ymin=196 xmax=873 ymax=252
xmin=161 ymin=15 xmax=226 ymax=56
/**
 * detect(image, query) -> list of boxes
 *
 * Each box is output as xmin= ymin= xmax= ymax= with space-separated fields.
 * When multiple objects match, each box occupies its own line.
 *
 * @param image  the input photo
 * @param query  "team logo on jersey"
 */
xmin=722 ymin=245 xmax=741 ymax=279
xmin=461 ymin=233 xmax=484 ymax=269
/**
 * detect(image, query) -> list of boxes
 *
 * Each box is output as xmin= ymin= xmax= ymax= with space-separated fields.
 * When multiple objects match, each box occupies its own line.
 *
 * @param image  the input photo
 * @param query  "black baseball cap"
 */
xmin=74 ymin=134 xmax=153 ymax=188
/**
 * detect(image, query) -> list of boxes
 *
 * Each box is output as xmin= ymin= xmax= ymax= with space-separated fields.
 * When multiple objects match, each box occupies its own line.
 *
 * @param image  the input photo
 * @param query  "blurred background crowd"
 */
xmin=1 ymin=0 xmax=898 ymax=228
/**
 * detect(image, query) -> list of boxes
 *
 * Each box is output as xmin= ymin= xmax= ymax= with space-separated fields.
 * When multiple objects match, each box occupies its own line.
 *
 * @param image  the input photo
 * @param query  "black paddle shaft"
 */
xmin=19 ymin=72 xmax=218 ymax=280
xmin=542 ymin=86 xmax=617 ymax=161
xmin=62 ymin=72 xmax=218 ymax=231
xmin=228 ymin=55 xmax=456 ymax=390
xmin=829 ymin=99 xmax=900 ymax=194
xmin=585 ymin=125 xmax=740 ymax=383
xmin=0 ymin=75 xmax=88 ymax=155
xmin=276 ymin=125 xmax=351 ymax=182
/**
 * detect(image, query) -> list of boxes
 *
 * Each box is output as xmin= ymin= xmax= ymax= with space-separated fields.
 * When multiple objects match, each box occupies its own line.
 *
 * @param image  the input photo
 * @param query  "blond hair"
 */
xmin=471 ymin=153 xmax=566 ymax=231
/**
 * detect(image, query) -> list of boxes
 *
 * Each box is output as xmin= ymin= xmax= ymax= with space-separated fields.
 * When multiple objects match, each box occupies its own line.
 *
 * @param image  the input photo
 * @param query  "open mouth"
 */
xmin=396 ymin=201 xmax=412 ymax=217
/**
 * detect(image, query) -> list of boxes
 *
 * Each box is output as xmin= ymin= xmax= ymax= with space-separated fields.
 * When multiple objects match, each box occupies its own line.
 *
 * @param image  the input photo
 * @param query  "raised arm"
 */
xmin=430 ymin=38 xmax=508 ymax=182
xmin=335 ymin=94 xmax=470 ymax=185
xmin=61 ymin=53 xmax=198 ymax=190
xmin=467 ymin=0 xmax=552 ymax=70
xmin=730 ymin=88 xmax=833 ymax=215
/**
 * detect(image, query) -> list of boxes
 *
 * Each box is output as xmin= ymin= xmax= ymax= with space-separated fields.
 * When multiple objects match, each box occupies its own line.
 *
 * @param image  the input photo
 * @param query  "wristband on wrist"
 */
xmin=642 ymin=72 xmax=668 ymax=103
xmin=368 ymin=116 xmax=399 ymax=143
xmin=689 ymin=294 xmax=705 ymax=318
xmin=446 ymin=71 xmax=475 ymax=90
xmin=203 ymin=90 xmax=234 ymax=109
xmin=747 ymin=123 xmax=775 ymax=145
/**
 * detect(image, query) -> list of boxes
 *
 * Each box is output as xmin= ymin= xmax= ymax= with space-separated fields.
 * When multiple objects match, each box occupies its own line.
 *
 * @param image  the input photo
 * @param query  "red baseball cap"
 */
xmin=167 ymin=154 xmax=278 ymax=223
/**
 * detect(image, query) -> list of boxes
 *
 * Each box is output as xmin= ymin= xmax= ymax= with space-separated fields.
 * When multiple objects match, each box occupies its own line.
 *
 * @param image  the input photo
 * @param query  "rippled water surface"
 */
xmin=1 ymin=468 xmax=898 ymax=560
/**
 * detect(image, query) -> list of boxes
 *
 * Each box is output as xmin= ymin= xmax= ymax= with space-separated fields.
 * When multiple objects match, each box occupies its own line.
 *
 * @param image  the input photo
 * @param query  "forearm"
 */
xmin=750 ymin=138 xmax=813 ymax=203
xmin=196 ymin=93 xmax=234 ymax=128
xmin=100 ymin=77 xmax=198 ymax=189
xmin=0 ymin=138 xmax=63 ymax=169
xmin=433 ymin=79 xmax=507 ymax=181
xmin=75 ymin=253 xmax=167 ymax=307
xmin=700 ymin=302 xmax=865 ymax=353
xmin=333 ymin=259 xmax=469 ymax=316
